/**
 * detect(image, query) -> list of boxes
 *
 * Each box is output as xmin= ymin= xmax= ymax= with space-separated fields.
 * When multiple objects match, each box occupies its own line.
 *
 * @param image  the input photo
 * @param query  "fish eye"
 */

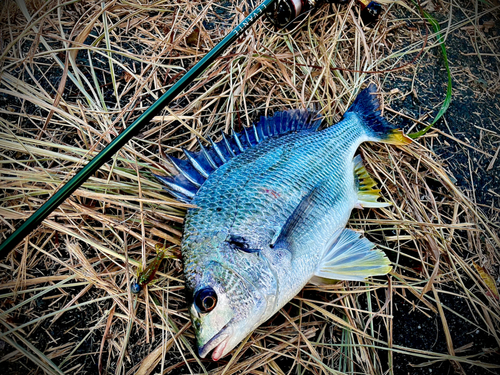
xmin=227 ymin=235 xmax=260 ymax=254
xmin=194 ymin=287 xmax=217 ymax=313
xmin=228 ymin=235 xmax=249 ymax=251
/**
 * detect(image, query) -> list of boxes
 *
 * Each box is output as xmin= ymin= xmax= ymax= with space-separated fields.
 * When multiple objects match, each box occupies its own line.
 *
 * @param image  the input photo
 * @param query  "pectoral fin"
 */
xmin=271 ymin=187 xmax=318 ymax=249
xmin=310 ymin=229 xmax=391 ymax=285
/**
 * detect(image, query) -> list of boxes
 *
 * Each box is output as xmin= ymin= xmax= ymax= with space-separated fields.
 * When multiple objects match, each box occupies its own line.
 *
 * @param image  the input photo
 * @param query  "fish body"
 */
xmin=157 ymin=84 xmax=410 ymax=360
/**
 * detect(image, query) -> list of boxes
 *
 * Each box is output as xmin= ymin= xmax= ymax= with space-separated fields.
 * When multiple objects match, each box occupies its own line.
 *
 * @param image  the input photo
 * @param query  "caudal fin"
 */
xmin=346 ymin=84 xmax=411 ymax=145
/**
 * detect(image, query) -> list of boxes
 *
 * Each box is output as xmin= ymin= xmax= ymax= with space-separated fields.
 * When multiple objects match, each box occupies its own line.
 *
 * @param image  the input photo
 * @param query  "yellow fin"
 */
xmin=382 ymin=129 xmax=412 ymax=146
xmin=354 ymin=155 xmax=391 ymax=208
xmin=312 ymin=229 xmax=392 ymax=282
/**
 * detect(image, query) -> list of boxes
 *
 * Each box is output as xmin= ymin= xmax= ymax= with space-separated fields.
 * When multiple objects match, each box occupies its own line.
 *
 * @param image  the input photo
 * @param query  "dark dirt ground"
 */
xmin=384 ymin=1 xmax=500 ymax=374
xmin=1 ymin=0 xmax=499 ymax=374
xmin=386 ymin=12 xmax=500 ymax=209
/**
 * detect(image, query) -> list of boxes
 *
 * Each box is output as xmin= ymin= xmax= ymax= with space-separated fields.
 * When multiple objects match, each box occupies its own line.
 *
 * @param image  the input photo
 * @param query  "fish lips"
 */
xmin=198 ymin=324 xmax=233 ymax=361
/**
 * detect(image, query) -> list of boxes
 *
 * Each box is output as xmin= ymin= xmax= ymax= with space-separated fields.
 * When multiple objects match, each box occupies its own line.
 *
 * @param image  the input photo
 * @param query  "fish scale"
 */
xmin=155 ymin=84 xmax=411 ymax=360
xmin=182 ymin=126 xmax=355 ymax=319
xmin=229 ymin=129 xmax=354 ymax=242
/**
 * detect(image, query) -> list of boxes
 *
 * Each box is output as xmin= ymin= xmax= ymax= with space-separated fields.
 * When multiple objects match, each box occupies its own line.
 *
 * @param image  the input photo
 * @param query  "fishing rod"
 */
xmin=266 ymin=0 xmax=382 ymax=27
xmin=0 ymin=0 xmax=381 ymax=257
xmin=0 ymin=0 xmax=276 ymax=256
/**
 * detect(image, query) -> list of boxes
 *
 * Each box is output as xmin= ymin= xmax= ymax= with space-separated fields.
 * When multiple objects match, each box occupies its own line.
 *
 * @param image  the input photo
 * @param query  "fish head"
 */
xmin=188 ymin=245 xmax=274 ymax=361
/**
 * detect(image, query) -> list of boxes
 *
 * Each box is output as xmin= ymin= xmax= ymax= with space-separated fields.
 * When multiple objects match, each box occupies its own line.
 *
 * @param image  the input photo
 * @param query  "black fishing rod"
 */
xmin=0 ymin=0 xmax=381 ymax=257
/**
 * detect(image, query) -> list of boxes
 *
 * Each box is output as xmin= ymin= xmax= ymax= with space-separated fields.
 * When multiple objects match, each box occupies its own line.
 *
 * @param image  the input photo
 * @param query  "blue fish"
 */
xmin=156 ymin=84 xmax=410 ymax=360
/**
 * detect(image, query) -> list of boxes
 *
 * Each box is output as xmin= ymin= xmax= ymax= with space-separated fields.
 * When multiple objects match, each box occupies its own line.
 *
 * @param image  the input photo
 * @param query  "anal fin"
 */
xmin=310 ymin=229 xmax=391 ymax=285
xmin=354 ymin=155 xmax=391 ymax=208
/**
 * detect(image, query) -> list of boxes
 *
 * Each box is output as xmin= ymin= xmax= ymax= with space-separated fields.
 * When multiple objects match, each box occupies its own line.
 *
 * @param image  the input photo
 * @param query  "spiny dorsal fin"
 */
xmin=156 ymin=109 xmax=321 ymax=202
xmin=310 ymin=229 xmax=392 ymax=284
xmin=353 ymin=155 xmax=391 ymax=208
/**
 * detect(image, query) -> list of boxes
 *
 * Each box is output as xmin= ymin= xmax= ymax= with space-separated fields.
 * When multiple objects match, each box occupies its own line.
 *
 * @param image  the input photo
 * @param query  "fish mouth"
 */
xmin=198 ymin=325 xmax=232 ymax=360
xmin=211 ymin=336 xmax=229 ymax=361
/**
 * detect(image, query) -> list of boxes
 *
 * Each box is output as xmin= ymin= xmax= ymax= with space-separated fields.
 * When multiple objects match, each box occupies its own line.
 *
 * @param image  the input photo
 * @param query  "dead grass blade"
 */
xmin=1 ymin=0 xmax=498 ymax=374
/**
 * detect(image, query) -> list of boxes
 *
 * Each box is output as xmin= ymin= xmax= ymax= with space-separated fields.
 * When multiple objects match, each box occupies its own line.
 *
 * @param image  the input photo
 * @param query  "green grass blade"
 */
xmin=409 ymin=5 xmax=452 ymax=138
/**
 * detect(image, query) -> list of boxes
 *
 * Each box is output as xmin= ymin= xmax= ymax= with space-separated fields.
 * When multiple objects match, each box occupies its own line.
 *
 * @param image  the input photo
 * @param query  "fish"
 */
xmin=155 ymin=84 xmax=411 ymax=361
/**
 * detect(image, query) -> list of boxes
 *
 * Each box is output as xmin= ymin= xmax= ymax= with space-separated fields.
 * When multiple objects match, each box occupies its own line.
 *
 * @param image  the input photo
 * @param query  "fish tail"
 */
xmin=346 ymin=84 xmax=411 ymax=145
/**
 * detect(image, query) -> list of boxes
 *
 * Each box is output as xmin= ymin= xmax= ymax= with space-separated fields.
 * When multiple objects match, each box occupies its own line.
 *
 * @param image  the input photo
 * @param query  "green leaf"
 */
xmin=409 ymin=5 xmax=452 ymax=138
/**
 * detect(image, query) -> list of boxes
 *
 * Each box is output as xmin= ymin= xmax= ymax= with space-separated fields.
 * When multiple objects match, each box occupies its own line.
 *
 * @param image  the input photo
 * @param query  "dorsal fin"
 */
xmin=156 ymin=109 xmax=321 ymax=202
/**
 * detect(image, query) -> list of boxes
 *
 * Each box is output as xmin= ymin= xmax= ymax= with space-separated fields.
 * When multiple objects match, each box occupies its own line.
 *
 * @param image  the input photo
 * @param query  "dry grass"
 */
xmin=0 ymin=0 xmax=499 ymax=374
